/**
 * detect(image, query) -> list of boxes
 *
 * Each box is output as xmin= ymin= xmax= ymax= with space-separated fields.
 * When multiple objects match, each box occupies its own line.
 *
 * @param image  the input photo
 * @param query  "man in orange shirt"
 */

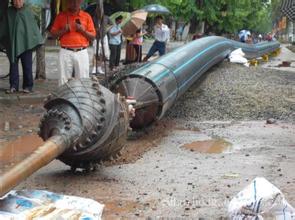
xmin=50 ymin=0 xmax=95 ymax=86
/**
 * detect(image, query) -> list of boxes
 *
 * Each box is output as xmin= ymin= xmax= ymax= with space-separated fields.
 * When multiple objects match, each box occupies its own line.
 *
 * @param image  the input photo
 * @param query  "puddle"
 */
xmin=182 ymin=139 xmax=232 ymax=153
xmin=0 ymin=134 xmax=44 ymax=172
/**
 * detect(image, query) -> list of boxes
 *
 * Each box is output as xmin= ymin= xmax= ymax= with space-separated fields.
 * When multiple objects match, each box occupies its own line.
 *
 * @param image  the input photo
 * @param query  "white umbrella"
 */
xmin=239 ymin=30 xmax=251 ymax=40
xmin=142 ymin=4 xmax=170 ymax=14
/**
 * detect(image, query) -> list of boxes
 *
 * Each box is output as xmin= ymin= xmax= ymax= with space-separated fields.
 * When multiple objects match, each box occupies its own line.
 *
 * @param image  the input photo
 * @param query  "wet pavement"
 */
xmin=0 ymin=134 xmax=43 ymax=174
xmin=1 ymin=118 xmax=294 ymax=219
xmin=262 ymin=44 xmax=295 ymax=72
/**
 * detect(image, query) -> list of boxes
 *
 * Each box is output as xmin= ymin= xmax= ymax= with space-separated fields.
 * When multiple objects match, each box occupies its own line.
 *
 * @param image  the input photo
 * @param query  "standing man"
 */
xmin=143 ymin=15 xmax=170 ymax=62
xmin=50 ymin=0 xmax=96 ymax=86
xmin=108 ymin=15 xmax=123 ymax=71
xmin=0 ymin=0 xmax=43 ymax=94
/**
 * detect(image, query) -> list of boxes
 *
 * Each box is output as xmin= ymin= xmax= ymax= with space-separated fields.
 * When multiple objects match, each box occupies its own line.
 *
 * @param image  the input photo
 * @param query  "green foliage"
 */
xmin=94 ymin=0 xmax=278 ymax=34
xmin=129 ymin=0 xmax=196 ymax=21
xmin=194 ymin=0 xmax=273 ymax=34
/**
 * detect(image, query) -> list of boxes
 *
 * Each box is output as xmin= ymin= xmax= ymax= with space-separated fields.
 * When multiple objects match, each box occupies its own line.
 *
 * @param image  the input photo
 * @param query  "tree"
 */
xmin=97 ymin=0 xmax=275 ymax=35
xmin=191 ymin=0 xmax=273 ymax=34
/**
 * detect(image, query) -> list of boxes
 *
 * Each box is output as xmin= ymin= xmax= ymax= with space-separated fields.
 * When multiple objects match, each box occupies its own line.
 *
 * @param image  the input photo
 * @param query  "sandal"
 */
xmin=5 ymin=88 xmax=17 ymax=94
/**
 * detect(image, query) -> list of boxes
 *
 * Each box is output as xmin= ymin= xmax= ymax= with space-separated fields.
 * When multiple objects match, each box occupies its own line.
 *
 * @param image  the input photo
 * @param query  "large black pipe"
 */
xmin=113 ymin=36 xmax=280 ymax=129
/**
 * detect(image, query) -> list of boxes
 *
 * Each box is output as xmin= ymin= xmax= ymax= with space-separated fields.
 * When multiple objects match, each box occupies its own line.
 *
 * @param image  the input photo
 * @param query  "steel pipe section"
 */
xmin=114 ymin=36 xmax=280 ymax=129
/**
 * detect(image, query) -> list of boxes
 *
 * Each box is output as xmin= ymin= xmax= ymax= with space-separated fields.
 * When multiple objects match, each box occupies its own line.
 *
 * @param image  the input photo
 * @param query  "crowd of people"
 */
xmin=0 ymin=0 xmax=171 ymax=92
xmin=238 ymin=30 xmax=276 ymax=44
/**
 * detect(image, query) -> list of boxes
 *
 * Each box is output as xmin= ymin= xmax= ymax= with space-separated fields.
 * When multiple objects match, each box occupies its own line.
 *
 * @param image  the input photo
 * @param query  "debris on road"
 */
xmin=278 ymin=61 xmax=291 ymax=67
xmin=222 ymin=173 xmax=240 ymax=179
xmin=228 ymin=177 xmax=295 ymax=219
xmin=0 ymin=190 xmax=104 ymax=220
xmin=266 ymin=118 xmax=277 ymax=124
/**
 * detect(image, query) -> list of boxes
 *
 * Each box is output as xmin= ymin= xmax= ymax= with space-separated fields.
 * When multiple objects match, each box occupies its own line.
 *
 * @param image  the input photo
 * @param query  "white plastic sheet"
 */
xmin=0 ymin=190 xmax=104 ymax=220
xmin=229 ymin=48 xmax=249 ymax=67
xmin=228 ymin=177 xmax=295 ymax=220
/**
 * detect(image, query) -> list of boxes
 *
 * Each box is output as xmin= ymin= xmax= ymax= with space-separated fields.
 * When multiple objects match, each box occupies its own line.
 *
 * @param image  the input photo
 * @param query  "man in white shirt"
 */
xmin=108 ymin=15 xmax=123 ymax=71
xmin=143 ymin=15 xmax=170 ymax=62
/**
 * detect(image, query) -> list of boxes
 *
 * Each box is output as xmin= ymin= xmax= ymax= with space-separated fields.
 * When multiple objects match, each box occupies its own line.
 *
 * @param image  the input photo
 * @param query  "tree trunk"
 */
xmin=193 ymin=21 xmax=205 ymax=34
xmin=36 ymin=45 xmax=46 ymax=79
xmin=35 ymin=8 xmax=46 ymax=79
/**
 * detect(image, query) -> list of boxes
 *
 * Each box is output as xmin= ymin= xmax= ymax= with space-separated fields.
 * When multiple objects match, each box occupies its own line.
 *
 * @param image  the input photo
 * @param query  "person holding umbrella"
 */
xmin=118 ymin=10 xmax=147 ymax=64
xmin=143 ymin=15 xmax=170 ymax=62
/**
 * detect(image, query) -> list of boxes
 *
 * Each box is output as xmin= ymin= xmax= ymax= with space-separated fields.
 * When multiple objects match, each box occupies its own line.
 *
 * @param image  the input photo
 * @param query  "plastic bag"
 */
xmin=0 ymin=190 xmax=104 ymax=220
xmin=228 ymin=177 xmax=295 ymax=220
xmin=229 ymin=48 xmax=249 ymax=67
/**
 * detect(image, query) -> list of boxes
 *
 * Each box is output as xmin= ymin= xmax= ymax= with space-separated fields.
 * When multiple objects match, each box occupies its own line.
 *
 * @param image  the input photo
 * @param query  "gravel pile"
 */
xmin=167 ymin=62 xmax=295 ymax=121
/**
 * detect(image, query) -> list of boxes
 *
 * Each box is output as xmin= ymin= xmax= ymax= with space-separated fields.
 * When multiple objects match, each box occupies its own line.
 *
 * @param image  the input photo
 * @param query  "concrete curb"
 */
xmin=0 ymin=94 xmax=46 ymax=104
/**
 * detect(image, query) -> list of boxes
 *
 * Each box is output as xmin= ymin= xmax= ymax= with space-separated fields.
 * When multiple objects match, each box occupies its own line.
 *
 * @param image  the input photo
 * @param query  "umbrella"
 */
xmin=142 ymin=4 xmax=170 ymax=14
xmin=122 ymin=10 xmax=147 ymax=36
xmin=281 ymin=0 xmax=295 ymax=21
xmin=109 ymin=11 xmax=131 ymax=27
xmin=238 ymin=30 xmax=251 ymax=39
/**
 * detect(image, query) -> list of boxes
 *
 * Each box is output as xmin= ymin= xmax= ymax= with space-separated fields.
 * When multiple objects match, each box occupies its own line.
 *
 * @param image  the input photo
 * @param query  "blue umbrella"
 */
xmin=142 ymin=4 xmax=170 ymax=14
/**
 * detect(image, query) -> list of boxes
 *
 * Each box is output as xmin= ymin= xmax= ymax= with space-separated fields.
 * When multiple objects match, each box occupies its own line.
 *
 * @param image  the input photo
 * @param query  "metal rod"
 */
xmin=0 ymin=135 xmax=68 ymax=197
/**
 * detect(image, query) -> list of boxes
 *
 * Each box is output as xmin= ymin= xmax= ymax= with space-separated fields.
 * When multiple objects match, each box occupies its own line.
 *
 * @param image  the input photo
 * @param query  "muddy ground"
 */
xmin=0 ymin=60 xmax=295 ymax=219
